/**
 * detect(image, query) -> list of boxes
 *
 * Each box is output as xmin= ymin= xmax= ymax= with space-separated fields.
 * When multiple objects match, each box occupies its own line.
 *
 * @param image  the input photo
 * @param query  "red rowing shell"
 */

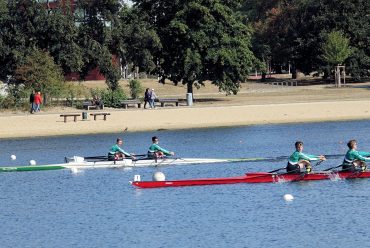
xmin=131 ymin=171 xmax=370 ymax=188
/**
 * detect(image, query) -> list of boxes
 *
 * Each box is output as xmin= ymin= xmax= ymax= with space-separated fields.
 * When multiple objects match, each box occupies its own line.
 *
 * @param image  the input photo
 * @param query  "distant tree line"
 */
xmin=242 ymin=0 xmax=369 ymax=80
xmin=0 ymin=0 xmax=368 ymax=101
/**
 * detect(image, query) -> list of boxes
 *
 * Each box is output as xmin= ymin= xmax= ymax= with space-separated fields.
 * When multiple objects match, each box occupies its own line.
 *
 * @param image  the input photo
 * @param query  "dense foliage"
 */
xmin=128 ymin=79 xmax=143 ymax=99
xmin=322 ymin=31 xmax=351 ymax=66
xmin=0 ymin=0 xmax=369 ymax=109
xmin=134 ymin=0 xmax=257 ymax=94
xmin=243 ymin=0 xmax=369 ymax=79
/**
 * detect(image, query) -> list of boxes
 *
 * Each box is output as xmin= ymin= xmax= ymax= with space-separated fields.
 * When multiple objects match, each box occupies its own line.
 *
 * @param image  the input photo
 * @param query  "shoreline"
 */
xmin=1 ymin=99 xmax=370 ymax=139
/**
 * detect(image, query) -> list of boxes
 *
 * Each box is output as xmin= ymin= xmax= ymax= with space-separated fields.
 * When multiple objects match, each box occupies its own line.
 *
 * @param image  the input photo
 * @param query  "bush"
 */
xmin=62 ymin=83 xmax=88 ymax=107
xmin=14 ymin=49 xmax=65 ymax=106
xmin=0 ymin=84 xmax=29 ymax=109
xmin=90 ymin=88 xmax=127 ymax=108
xmin=0 ymin=94 xmax=15 ymax=109
xmin=128 ymin=79 xmax=143 ymax=99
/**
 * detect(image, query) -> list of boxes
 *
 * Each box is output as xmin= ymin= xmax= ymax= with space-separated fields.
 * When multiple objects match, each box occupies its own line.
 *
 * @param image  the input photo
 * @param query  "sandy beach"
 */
xmin=1 ymin=81 xmax=370 ymax=139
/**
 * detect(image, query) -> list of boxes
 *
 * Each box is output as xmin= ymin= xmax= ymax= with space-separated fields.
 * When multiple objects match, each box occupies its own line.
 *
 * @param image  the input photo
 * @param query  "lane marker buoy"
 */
xmin=153 ymin=171 xmax=166 ymax=181
xmin=283 ymin=194 xmax=294 ymax=201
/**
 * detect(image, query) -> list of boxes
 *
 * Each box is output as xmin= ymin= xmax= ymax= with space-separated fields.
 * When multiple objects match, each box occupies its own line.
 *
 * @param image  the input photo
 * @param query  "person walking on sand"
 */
xmin=149 ymin=89 xmax=157 ymax=109
xmin=144 ymin=88 xmax=150 ymax=109
xmin=34 ymin=91 xmax=42 ymax=112
xmin=29 ymin=90 xmax=35 ymax=114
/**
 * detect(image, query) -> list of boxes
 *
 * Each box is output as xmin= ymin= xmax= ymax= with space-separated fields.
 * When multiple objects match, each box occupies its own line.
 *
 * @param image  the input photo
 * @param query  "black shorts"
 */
xmin=342 ymin=162 xmax=366 ymax=172
xmin=286 ymin=163 xmax=301 ymax=174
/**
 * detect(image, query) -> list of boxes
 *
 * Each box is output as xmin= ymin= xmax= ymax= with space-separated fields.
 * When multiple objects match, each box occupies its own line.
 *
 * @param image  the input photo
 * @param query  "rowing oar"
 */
xmin=323 ymin=164 xmax=343 ymax=171
xmin=84 ymin=155 xmax=108 ymax=160
xmin=233 ymin=154 xmax=345 ymax=163
xmin=84 ymin=154 xmax=147 ymax=160
xmin=324 ymin=154 xmax=345 ymax=159
xmin=268 ymin=166 xmax=287 ymax=173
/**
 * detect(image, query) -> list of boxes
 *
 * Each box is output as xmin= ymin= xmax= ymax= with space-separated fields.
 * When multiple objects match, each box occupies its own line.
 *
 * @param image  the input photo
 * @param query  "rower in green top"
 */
xmin=108 ymin=138 xmax=135 ymax=161
xmin=148 ymin=136 xmax=175 ymax=158
xmin=286 ymin=141 xmax=326 ymax=173
xmin=342 ymin=139 xmax=370 ymax=172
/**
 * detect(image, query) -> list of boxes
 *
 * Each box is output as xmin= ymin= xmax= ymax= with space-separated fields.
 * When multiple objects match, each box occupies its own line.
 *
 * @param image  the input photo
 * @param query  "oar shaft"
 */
xmin=84 ymin=156 xmax=108 ymax=159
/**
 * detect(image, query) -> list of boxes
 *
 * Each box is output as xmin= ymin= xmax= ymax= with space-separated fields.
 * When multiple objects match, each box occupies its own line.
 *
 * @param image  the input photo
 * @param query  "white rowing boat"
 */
xmin=64 ymin=156 xmax=246 ymax=168
xmin=0 ymin=156 xmax=258 ymax=172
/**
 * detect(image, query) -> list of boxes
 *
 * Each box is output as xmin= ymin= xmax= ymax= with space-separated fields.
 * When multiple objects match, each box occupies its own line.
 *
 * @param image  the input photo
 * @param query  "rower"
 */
xmin=148 ymin=136 xmax=175 ymax=158
xmin=108 ymin=138 xmax=135 ymax=161
xmin=286 ymin=141 xmax=326 ymax=173
xmin=342 ymin=140 xmax=370 ymax=172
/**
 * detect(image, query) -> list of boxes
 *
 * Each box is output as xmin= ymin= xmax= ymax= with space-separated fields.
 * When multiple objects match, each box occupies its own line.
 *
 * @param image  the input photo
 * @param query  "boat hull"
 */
xmin=0 ymin=165 xmax=65 ymax=172
xmin=131 ymin=171 xmax=370 ymax=188
xmin=0 ymin=157 xmax=241 ymax=172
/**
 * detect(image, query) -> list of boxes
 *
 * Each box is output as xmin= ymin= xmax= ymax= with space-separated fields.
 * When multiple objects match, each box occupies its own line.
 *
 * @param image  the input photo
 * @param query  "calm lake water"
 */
xmin=1 ymin=120 xmax=370 ymax=248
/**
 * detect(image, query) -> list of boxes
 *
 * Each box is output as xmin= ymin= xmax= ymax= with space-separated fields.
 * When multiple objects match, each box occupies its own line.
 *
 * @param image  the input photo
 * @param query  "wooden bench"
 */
xmin=158 ymin=98 xmax=179 ymax=107
xmin=83 ymin=101 xmax=94 ymax=110
xmin=90 ymin=112 xmax=111 ymax=121
xmin=60 ymin=114 xmax=80 ymax=123
xmin=83 ymin=101 xmax=104 ymax=110
xmin=121 ymin=99 xmax=142 ymax=109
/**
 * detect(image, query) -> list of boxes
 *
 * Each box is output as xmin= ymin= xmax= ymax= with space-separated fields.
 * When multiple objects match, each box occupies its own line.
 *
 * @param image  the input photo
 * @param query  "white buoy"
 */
xmin=29 ymin=160 xmax=36 ymax=166
xmin=10 ymin=155 xmax=16 ymax=160
xmin=283 ymin=194 xmax=294 ymax=202
xmin=153 ymin=171 xmax=166 ymax=181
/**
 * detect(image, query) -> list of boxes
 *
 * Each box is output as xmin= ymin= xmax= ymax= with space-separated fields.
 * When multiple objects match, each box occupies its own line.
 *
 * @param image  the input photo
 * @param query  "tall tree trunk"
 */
xmin=135 ymin=66 xmax=139 ymax=79
xmin=186 ymin=81 xmax=194 ymax=106
xmin=187 ymin=81 xmax=193 ymax=94
xmin=261 ymin=72 xmax=266 ymax=82
xmin=291 ymin=64 xmax=297 ymax=79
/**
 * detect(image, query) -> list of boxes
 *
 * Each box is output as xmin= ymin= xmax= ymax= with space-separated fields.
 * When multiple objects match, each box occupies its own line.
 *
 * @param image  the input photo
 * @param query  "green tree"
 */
xmin=0 ymin=0 xmax=10 ymax=78
xmin=243 ymin=0 xmax=370 ymax=79
xmin=0 ymin=0 xmax=83 ymax=79
xmin=322 ymin=31 xmax=351 ymax=66
xmin=14 ymin=49 xmax=65 ymax=103
xmin=0 ymin=0 xmax=43 ymax=79
xmin=135 ymin=0 xmax=257 ymax=95
xmin=114 ymin=5 xmax=161 ymax=76
xmin=38 ymin=2 xmax=83 ymax=74
xmin=76 ymin=0 xmax=123 ymax=91
xmin=128 ymin=79 xmax=143 ymax=99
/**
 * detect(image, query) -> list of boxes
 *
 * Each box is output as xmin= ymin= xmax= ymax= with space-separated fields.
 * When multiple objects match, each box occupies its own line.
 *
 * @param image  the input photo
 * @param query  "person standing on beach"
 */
xmin=144 ymin=88 xmax=150 ymax=109
xmin=29 ymin=90 xmax=35 ymax=114
xmin=286 ymin=141 xmax=326 ymax=173
xmin=149 ymin=89 xmax=157 ymax=109
xmin=34 ymin=91 xmax=42 ymax=112
xmin=148 ymin=136 xmax=175 ymax=158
